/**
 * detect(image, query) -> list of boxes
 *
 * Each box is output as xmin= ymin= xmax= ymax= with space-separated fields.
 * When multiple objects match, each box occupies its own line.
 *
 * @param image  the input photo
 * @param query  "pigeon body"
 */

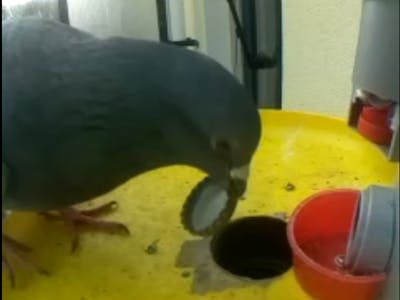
xmin=2 ymin=17 xmax=261 ymax=212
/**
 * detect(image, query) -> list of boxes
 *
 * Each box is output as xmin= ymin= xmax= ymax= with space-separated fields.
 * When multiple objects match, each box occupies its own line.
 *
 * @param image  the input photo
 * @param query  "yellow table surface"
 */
xmin=2 ymin=110 xmax=398 ymax=300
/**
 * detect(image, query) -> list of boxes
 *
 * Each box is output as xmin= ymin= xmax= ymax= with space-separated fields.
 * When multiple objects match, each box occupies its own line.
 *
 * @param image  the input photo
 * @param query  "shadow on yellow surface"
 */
xmin=2 ymin=110 xmax=398 ymax=300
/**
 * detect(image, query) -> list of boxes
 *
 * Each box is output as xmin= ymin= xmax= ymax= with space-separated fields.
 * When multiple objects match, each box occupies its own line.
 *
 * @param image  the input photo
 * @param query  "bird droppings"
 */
xmin=181 ymin=271 xmax=191 ymax=278
xmin=284 ymin=183 xmax=296 ymax=191
xmin=145 ymin=239 xmax=159 ymax=255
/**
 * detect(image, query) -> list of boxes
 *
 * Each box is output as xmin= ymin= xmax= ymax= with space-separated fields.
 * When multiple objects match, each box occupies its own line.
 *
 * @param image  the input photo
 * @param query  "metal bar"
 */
xmin=156 ymin=0 xmax=169 ymax=42
xmin=274 ymin=0 xmax=282 ymax=108
xmin=58 ymin=0 xmax=69 ymax=24
xmin=241 ymin=0 xmax=258 ymax=103
xmin=226 ymin=0 xmax=254 ymax=69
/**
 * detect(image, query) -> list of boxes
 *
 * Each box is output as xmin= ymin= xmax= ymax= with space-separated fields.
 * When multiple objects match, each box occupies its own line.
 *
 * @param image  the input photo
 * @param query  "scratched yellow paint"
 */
xmin=2 ymin=110 xmax=398 ymax=300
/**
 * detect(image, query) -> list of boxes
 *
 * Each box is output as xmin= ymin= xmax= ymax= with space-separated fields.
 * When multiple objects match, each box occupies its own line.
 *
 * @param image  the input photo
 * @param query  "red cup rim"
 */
xmin=362 ymin=103 xmax=392 ymax=112
xmin=287 ymin=189 xmax=387 ymax=283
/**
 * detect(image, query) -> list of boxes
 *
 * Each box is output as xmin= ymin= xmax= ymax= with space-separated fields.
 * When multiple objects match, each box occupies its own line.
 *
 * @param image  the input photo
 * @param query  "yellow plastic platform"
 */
xmin=2 ymin=110 xmax=398 ymax=300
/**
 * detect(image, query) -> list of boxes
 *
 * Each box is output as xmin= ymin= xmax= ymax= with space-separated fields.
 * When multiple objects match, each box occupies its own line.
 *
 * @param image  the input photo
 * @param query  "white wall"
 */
xmin=183 ymin=0 xmax=235 ymax=74
xmin=183 ymin=0 xmax=208 ymax=53
xmin=202 ymin=0 xmax=234 ymax=73
xmin=185 ymin=0 xmax=362 ymax=117
xmin=67 ymin=0 xmax=362 ymax=118
xmin=67 ymin=0 xmax=159 ymax=40
xmin=282 ymin=0 xmax=362 ymax=117
xmin=67 ymin=0 xmax=235 ymax=74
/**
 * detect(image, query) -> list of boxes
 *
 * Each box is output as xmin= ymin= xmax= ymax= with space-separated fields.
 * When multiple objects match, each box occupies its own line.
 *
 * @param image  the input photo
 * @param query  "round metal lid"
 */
xmin=181 ymin=177 xmax=240 ymax=236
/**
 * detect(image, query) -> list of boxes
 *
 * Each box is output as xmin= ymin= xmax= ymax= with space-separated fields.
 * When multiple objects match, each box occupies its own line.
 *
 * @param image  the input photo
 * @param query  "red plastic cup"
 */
xmin=357 ymin=103 xmax=393 ymax=145
xmin=360 ymin=104 xmax=392 ymax=126
xmin=358 ymin=116 xmax=393 ymax=145
xmin=287 ymin=189 xmax=386 ymax=300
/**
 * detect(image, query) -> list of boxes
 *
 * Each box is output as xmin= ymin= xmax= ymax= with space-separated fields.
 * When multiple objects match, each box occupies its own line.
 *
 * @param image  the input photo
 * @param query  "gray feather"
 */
xmin=2 ymin=17 xmax=261 ymax=211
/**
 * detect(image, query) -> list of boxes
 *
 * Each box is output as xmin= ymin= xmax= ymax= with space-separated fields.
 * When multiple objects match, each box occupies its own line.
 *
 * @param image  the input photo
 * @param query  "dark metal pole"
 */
xmin=156 ymin=0 xmax=169 ymax=42
xmin=226 ymin=0 xmax=255 ymax=69
xmin=58 ymin=0 xmax=69 ymax=24
xmin=275 ymin=0 xmax=283 ymax=108
xmin=241 ymin=0 xmax=258 ymax=103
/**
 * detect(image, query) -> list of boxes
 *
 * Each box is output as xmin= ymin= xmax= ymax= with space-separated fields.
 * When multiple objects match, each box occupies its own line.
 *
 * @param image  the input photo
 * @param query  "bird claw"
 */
xmin=78 ymin=200 xmax=119 ymax=217
xmin=39 ymin=200 xmax=119 ymax=220
xmin=2 ymin=256 xmax=16 ymax=289
xmin=2 ymin=234 xmax=50 ymax=288
xmin=40 ymin=201 xmax=130 ymax=253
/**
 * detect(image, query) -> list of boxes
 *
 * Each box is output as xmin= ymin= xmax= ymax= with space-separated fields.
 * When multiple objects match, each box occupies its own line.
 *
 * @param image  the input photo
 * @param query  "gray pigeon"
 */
xmin=2 ymin=17 xmax=260 ymax=216
xmin=2 ymin=16 xmax=261 ymax=286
